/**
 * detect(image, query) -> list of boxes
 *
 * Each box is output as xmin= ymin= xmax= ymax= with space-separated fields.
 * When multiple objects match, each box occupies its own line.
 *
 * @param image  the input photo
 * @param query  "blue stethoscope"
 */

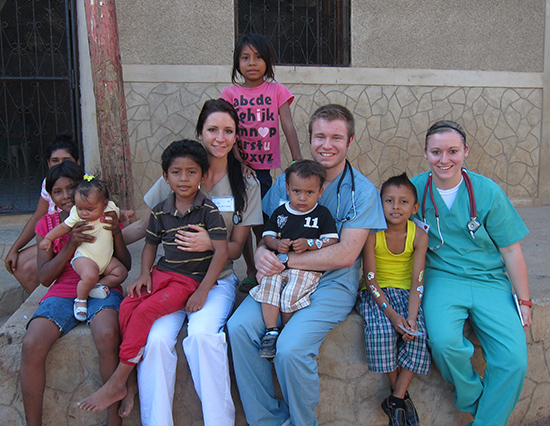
xmin=335 ymin=160 xmax=356 ymax=222
xmin=421 ymin=168 xmax=480 ymax=251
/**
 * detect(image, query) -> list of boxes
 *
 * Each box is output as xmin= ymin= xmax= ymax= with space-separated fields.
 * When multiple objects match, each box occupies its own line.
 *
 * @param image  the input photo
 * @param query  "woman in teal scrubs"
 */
xmin=410 ymin=120 xmax=532 ymax=426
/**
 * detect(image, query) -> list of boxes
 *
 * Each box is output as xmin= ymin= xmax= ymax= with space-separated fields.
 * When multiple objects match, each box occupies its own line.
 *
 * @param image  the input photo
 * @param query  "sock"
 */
xmin=389 ymin=395 xmax=405 ymax=409
xmin=266 ymin=327 xmax=279 ymax=336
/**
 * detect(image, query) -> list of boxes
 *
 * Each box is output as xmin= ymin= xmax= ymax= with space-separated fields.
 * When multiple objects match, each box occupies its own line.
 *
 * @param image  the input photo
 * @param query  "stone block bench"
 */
xmin=1 ymin=285 xmax=549 ymax=426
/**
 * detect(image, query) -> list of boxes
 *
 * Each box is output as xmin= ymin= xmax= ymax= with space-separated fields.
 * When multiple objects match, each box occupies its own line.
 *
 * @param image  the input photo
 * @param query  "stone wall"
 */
xmin=125 ymin=80 xmax=542 ymax=211
xmin=1 ymin=285 xmax=549 ymax=426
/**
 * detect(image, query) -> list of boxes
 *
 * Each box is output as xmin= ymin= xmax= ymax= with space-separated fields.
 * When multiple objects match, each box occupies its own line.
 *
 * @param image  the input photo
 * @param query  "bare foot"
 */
xmin=118 ymin=386 xmax=136 ymax=417
xmin=77 ymin=381 xmax=127 ymax=412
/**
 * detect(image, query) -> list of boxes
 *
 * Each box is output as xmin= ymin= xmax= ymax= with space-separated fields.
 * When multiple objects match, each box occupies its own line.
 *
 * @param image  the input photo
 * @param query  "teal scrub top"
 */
xmin=411 ymin=170 xmax=529 ymax=291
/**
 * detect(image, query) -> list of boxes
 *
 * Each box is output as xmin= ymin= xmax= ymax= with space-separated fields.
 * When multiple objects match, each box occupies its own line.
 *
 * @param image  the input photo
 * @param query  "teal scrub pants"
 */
xmin=423 ymin=273 xmax=527 ymax=426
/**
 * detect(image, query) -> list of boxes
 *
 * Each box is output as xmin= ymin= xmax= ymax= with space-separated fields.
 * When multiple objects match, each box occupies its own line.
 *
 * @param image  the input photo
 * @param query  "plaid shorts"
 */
xmin=250 ymin=269 xmax=322 ymax=313
xmin=356 ymin=287 xmax=431 ymax=375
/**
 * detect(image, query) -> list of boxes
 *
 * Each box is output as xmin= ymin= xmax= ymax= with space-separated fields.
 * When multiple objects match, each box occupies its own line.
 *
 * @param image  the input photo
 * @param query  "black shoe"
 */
xmin=404 ymin=392 xmax=419 ymax=426
xmin=259 ymin=332 xmax=278 ymax=358
xmin=381 ymin=396 xmax=407 ymax=426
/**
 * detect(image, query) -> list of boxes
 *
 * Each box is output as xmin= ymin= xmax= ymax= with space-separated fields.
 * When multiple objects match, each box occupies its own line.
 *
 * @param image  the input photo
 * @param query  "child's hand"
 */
xmin=406 ymin=316 xmax=419 ymax=333
xmin=120 ymin=209 xmax=135 ymax=222
xmin=39 ymin=238 xmax=52 ymax=251
xmin=389 ymin=312 xmax=415 ymax=341
xmin=277 ymin=238 xmax=292 ymax=254
xmin=185 ymin=288 xmax=208 ymax=313
xmin=241 ymin=164 xmax=257 ymax=179
xmin=291 ymin=238 xmax=309 ymax=253
xmin=128 ymin=274 xmax=151 ymax=297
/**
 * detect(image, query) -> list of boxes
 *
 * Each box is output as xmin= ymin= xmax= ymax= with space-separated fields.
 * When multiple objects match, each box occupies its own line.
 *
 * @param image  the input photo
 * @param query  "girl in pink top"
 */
xmin=220 ymin=33 xmax=302 ymax=286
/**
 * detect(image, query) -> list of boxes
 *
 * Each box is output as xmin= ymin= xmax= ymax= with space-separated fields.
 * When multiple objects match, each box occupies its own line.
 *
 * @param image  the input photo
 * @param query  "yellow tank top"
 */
xmin=375 ymin=220 xmax=416 ymax=290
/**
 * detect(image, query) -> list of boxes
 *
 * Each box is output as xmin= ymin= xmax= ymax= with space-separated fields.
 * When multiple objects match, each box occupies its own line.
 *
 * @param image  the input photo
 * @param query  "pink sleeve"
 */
xmin=276 ymin=82 xmax=294 ymax=108
xmin=220 ymin=86 xmax=235 ymax=104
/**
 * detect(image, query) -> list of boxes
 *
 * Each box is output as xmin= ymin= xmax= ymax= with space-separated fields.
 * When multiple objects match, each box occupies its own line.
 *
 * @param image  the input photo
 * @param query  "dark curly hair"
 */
xmin=74 ymin=174 xmax=110 ymax=204
xmin=161 ymin=139 xmax=209 ymax=175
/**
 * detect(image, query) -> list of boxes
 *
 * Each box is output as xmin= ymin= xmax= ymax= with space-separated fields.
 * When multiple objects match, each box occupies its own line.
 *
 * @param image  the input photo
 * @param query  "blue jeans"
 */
xmin=29 ymin=292 xmax=123 ymax=336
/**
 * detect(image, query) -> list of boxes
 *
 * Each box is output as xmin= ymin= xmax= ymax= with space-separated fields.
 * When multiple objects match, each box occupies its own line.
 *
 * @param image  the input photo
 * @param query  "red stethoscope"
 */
xmin=421 ymin=169 xmax=480 ymax=251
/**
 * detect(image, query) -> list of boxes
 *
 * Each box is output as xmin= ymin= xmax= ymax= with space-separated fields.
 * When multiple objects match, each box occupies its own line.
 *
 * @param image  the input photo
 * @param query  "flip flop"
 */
xmin=89 ymin=284 xmax=110 ymax=299
xmin=74 ymin=298 xmax=88 ymax=321
xmin=238 ymin=277 xmax=258 ymax=293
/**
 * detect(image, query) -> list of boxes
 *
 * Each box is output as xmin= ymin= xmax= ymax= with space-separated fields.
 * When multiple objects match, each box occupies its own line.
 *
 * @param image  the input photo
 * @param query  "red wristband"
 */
xmin=518 ymin=299 xmax=533 ymax=307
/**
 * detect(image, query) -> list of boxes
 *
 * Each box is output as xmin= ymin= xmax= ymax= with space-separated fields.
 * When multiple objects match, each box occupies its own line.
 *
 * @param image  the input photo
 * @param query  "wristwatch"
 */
xmin=518 ymin=299 xmax=533 ymax=307
xmin=277 ymin=253 xmax=289 ymax=269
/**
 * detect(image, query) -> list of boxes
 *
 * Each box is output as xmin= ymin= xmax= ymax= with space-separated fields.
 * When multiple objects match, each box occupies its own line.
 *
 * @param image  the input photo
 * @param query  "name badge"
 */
xmin=211 ymin=196 xmax=235 ymax=212
xmin=413 ymin=217 xmax=430 ymax=234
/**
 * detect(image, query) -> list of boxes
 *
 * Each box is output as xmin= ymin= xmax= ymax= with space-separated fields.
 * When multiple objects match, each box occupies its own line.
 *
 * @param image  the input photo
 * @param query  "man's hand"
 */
xmin=255 ymin=244 xmax=285 ymax=282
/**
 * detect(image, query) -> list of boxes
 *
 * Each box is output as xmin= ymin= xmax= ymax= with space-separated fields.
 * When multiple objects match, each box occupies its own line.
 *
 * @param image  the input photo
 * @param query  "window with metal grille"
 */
xmin=0 ymin=0 xmax=81 ymax=213
xmin=236 ymin=0 xmax=350 ymax=67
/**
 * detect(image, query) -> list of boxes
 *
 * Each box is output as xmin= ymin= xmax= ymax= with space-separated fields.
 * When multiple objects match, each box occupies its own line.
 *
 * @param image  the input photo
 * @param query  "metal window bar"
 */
xmin=0 ymin=0 xmax=80 ymax=213
xmin=236 ymin=0 xmax=350 ymax=67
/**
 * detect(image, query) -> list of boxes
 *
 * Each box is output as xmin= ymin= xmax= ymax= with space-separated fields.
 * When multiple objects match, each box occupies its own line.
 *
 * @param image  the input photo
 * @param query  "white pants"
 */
xmin=137 ymin=274 xmax=237 ymax=426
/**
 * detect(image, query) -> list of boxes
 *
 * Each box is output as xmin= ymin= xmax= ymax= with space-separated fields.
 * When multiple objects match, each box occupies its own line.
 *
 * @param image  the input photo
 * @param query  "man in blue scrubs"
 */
xmin=227 ymin=104 xmax=386 ymax=426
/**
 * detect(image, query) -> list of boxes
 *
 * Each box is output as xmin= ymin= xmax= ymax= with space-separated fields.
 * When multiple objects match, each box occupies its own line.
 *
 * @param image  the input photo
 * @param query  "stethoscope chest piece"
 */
xmin=233 ymin=212 xmax=242 ymax=225
xmin=467 ymin=218 xmax=481 ymax=238
xmin=422 ymin=169 xmax=480 ymax=248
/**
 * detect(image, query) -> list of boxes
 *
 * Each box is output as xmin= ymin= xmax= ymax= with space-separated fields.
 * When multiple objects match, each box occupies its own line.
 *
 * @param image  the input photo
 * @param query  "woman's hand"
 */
xmin=241 ymin=163 xmax=257 ymax=179
xmin=520 ymin=305 xmax=532 ymax=328
xmin=67 ymin=221 xmax=95 ymax=248
xmin=4 ymin=248 xmax=19 ymax=274
xmin=120 ymin=209 xmax=135 ymax=222
xmin=101 ymin=211 xmax=121 ymax=236
xmin=175 ymin=225 xmax=213 ymax=252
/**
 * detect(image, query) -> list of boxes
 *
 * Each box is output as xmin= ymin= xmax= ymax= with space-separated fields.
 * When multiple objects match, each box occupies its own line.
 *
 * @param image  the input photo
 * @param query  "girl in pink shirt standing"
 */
xmin=221 ymin=33 xmax=302 ymax=288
